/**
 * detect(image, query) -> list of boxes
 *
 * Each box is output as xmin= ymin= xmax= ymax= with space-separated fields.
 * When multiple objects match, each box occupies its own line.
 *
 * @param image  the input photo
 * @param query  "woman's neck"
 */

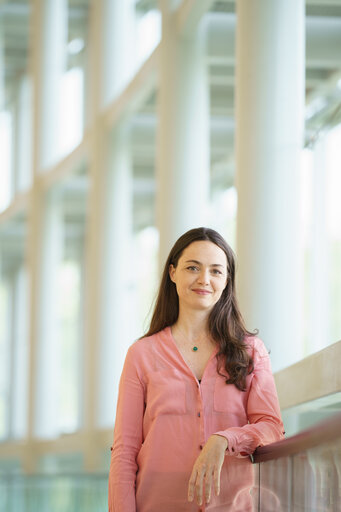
xmin=172 ymin=309 xmax=211 ymax=343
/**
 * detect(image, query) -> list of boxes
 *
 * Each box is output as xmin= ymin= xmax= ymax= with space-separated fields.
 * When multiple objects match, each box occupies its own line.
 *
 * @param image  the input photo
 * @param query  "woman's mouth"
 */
xmin=192 ymin=289 xmax=212 ymax=295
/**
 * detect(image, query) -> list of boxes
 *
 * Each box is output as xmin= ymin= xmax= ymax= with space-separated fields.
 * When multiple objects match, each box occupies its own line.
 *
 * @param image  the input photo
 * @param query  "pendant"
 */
xmin=192 ymin=346 xmax=198 ymax=352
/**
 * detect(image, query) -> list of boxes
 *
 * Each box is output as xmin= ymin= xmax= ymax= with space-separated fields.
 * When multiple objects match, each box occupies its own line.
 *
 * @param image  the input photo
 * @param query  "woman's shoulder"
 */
xmin=244 ymin=335 xmax=270 ymax=360
xmin=126 ymin=328 xmax=168 ymax=360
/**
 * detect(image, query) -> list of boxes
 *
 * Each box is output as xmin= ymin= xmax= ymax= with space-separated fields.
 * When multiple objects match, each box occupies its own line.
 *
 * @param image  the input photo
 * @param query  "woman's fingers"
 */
xmin=188 ymin=435 xmax=227 ymax=505
xmin=187 ymin=467 xmax=197 ymax=502
xmin=189 ymin=466 xmax=217 ymax=505
xmin=189 ymin=465 xmax=212 ymax=505
xmin=204 ymin=468 xmax=213 ymax=503
xmin=195 ymin=468 xmax=205 ymax=505
xmin=188 ymin=466 xmax=205 ymax=505
xmin=213 ymin=465 xmax=221 ymax=496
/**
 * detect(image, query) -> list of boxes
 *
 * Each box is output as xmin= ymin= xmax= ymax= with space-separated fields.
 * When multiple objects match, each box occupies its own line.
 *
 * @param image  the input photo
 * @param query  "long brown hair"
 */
xmin=144 ymin=227 xmax=256 ymax=391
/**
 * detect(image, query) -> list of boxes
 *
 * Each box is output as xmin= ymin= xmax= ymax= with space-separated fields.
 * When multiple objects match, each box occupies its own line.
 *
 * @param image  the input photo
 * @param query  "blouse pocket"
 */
xmin=213 ymin=376 xmax=247 ymax=421
xmin=146 ymin=369 xmax=187 ymax=419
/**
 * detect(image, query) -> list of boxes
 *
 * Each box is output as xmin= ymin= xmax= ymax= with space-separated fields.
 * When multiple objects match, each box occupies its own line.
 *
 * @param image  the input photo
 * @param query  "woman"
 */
xmin=108 ymin=227 xmax=284 ymax=511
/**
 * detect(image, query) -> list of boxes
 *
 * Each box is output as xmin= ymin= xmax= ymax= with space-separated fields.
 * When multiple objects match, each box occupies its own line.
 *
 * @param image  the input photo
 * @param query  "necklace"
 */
xmin=173 ymin=325 xmax=204 ymax=353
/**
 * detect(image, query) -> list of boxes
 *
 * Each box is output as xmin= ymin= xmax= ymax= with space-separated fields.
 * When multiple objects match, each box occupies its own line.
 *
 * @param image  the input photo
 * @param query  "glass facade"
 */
xmin=254 ymin=436 xmax=341 ymax=511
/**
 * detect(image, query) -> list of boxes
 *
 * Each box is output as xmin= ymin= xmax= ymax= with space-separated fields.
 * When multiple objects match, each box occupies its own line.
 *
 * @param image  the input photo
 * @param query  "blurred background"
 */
xmin=0 ymin=0 xmax=341 ymax=510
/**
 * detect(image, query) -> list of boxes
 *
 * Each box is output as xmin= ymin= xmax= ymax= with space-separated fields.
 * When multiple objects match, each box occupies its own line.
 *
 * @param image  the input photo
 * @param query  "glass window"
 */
xmin=57 ymin=260 xmax=82 ymax=433
xmin=209 ymin=187 xmax=237 ymax=251
xmin=133 ymin=226 xmax=159 ymax=336
xmin=16 ymin=77 xmax=33 ymax=192
xmin=58 ymin=67 xmax=84 ymax=156
xmin=57 ymin=0 xmax=89 ymax=157
xmin=136 ymin=7 xmax=161 ymax=66
xmin=301 ymin=123 xmax=341 ymax=356
xmin=325 ymin=125 xmax=341 ymax=343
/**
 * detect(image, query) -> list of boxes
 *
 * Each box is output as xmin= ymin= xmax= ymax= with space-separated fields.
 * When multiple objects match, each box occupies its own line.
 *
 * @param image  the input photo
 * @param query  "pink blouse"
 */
xmin=108 ymin=327 xmax=284 ymax=512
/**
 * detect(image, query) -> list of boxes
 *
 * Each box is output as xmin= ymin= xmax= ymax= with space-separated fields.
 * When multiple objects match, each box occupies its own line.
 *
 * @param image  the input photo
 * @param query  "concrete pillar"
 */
xmin=16 ymin=77 xmax=32 ymax=191
xmin=235 ymin=0 xmax=305 ymax=371
xmin=82 ymin=2 xmax=135 ymax=471
xmin=25 ymin=0 xmax=47 ymax=473
xmin=0 ymin=15 xmax=4 ymax=110
xmin=0 ymin=273 xmax=11 ymax=439
xmin=11 ymin=266 xmax=29 ymax=439
xmin=34 ymin=193 xmax=63 ymax=438
xmin=34 ymin=0 xmax=67 ymax=168
xmin=0 ymin=13 xmax=11 ymax=208
xmin=84 ymin=0 xmax=135 ymax=433
xmin=0 ymin=109 xmax=11 ymax=210
xmin=156 ymin=3 xmax=210 ymax=266
xmin=98 ymin=122 xmax=134 ymax=427
xmin=10 ymin=89 xmax=19 ymax=198
xmin=101 ymin=0 xmax=135 ymax=106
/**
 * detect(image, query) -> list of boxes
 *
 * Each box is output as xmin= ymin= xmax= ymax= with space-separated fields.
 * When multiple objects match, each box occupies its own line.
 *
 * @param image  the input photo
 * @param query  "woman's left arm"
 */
xmin=188 ymin=338 xmax=284 ymax=505
xmin=214 ymin=337 xmax=285 ymax=456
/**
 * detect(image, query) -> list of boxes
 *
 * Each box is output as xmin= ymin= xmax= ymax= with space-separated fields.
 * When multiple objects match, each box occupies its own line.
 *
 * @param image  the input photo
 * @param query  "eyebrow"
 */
xmin=185 ymin=259 xmax=224 ymax=268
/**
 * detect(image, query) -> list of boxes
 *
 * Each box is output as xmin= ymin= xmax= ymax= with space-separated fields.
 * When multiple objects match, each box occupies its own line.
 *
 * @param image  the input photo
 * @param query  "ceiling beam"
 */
xmin=176 ymin=0 xmax=216 ymax=36
xmin=206 ymin=12 xmax=341 ymax=70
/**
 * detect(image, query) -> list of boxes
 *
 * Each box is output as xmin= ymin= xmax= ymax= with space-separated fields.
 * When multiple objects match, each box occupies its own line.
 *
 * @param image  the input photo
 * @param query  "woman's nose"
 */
xmin=197 ymin=269 xmax=210 ymax=284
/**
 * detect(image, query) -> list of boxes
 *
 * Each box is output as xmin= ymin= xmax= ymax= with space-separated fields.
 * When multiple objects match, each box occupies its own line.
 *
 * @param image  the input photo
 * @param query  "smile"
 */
xmin=192 ymin=289 xmax=212 ymax=295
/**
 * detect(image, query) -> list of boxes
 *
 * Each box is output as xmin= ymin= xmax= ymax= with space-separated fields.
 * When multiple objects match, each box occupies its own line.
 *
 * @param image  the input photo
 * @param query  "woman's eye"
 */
xmin=187 ymin=266 xmax=199 ymax=271
xmin=212 ymin=269 xmax=222 ymax=275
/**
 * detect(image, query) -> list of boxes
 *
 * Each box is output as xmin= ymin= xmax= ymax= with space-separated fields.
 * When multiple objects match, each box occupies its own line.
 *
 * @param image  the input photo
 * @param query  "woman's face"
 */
xmin=169 ymin=241 xmax=228 ymax=313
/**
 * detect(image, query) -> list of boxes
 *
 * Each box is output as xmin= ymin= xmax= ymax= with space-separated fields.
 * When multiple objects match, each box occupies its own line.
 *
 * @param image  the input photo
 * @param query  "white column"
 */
xmin=16 ymin=76 xmax=32 ymax=191
xmin=0 ymin=273 xmax=12 ymax=439
xmin=12 ymin=266 xmax=29 ymax=439
xmin=156 ymin=4 xmax=210 ymax=265
xmin=9 ymin=99 xmax=17 ymax=200
xmin=81 ymin=0 xmax=110 ymax=470
xmin=98 ymin=122 xmax=134 ymax=427
xmin=25 ymin=0 xmax=46 ymax=473
xmin=34 ymin=0 xmax=67 ymax=169
xmin=235 ymin=0 xmax=305 ymax=371
xmin=101 ymin=0 xmax=135 ymax=106
xmin=0 ymin=15 xmax=4 ymax=110
xmin=34 ymin=193 xmax=63 ymax=438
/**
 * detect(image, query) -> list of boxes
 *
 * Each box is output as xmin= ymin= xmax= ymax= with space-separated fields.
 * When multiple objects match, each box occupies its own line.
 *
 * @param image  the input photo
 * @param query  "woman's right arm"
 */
xmin=108 ymin=344 xmax=145 ymax=512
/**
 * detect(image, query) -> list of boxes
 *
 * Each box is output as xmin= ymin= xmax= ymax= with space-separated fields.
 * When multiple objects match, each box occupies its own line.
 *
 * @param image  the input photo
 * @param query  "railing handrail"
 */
xmin=274 ymin=339 xmax=341 ymax=410
xmin=253 ymin=410 xmax=341 ymax=463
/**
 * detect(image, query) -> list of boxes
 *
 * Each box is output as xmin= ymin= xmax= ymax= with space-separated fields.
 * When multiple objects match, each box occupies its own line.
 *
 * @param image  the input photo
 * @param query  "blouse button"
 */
xmin=199 ymin=445 xmax=203 ymax=450
xmin=197 ymin=412 xmax=201 ymax=417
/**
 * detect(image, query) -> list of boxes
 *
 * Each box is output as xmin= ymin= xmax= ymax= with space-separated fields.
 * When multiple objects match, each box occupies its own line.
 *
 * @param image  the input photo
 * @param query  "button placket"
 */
xmin=197 ymin=384 xmax=205 ymax=452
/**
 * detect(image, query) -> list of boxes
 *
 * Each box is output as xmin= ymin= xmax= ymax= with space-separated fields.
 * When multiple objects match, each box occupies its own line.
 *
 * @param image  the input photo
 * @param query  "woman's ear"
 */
xmin=169 ymin=264 xmax=176 ymax=283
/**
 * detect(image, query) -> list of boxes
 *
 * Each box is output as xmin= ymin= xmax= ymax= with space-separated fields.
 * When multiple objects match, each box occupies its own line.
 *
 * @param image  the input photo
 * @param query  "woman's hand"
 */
xmin=188 ymin=434 xmax=228 ymax=506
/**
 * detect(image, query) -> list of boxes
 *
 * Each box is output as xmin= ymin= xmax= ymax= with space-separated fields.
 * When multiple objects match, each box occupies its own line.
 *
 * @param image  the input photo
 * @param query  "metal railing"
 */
xmin=252 ymin=411 xmax=341 ymax=511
